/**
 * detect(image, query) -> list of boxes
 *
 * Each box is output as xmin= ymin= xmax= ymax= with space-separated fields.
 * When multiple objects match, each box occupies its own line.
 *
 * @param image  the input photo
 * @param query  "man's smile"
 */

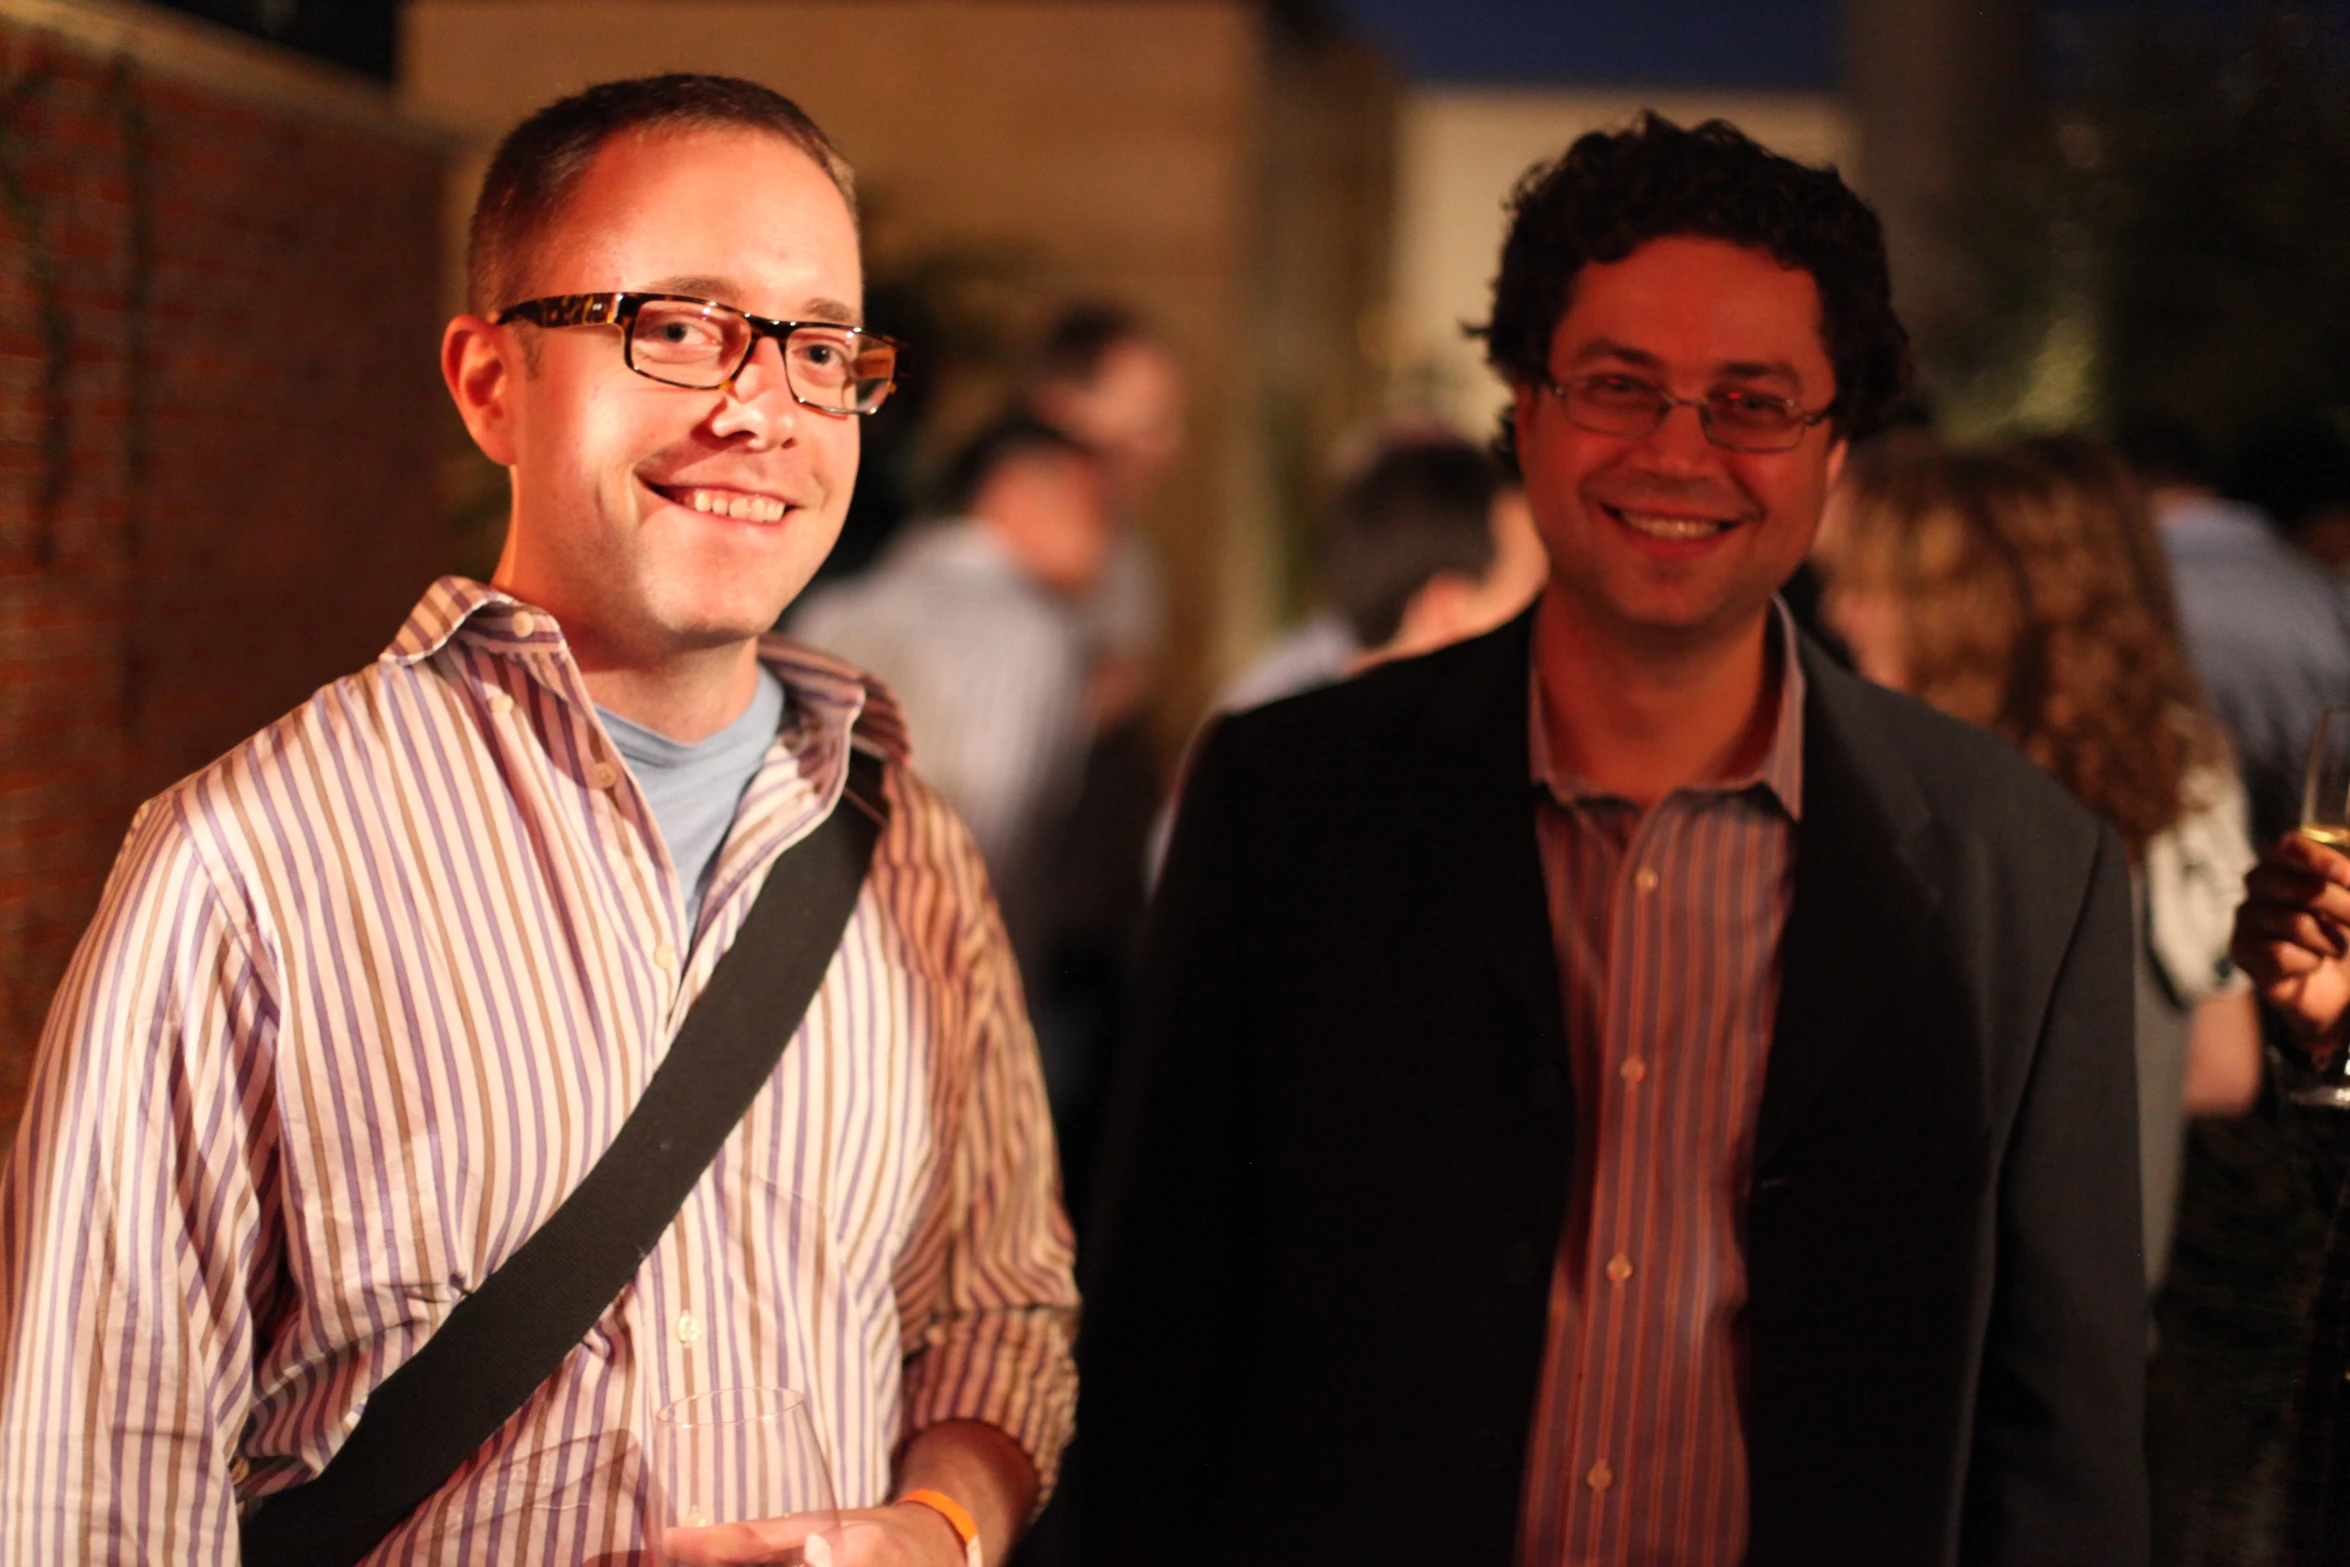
xmin=645 ymin=480 xmax=799 ymax=524
xmin=1603 ymin=503 xmax=1746 ymax=542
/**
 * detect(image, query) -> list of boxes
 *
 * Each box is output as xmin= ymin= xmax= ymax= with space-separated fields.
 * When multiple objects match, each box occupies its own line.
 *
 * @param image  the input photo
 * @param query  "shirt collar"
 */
xmin=380 ymin=575 xmax=913 ymax=767
xmin=1528 ymin=598 xmax=1805 ymax=821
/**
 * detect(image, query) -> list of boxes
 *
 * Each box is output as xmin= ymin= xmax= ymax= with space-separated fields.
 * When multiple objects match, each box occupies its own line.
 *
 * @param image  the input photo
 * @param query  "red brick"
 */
xmin=0 ymin=18 xmax=447 ymax=1139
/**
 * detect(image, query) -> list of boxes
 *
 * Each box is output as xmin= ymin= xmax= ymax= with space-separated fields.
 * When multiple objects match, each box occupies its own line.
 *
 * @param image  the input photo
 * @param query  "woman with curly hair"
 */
xmin=1814 ymin=432 xmax=2261 ymax=1286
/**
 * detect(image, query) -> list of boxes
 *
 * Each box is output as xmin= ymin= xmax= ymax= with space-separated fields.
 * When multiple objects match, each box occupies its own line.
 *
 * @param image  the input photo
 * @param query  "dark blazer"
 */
xmin=1072 ymin=612 xmax=2147 ymax=1567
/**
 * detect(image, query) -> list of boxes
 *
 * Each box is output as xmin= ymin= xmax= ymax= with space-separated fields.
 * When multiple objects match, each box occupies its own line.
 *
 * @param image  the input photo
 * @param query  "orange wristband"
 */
xmin=897 ymin=1487 xmax=982 ymax=1567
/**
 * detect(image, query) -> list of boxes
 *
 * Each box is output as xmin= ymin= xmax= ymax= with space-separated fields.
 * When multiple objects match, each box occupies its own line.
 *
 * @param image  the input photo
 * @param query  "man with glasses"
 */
xmin=0 ymin=75 xmax=1073 ymax=1567
xmin=1077 ymin=115 xmax=2146 ymax=1565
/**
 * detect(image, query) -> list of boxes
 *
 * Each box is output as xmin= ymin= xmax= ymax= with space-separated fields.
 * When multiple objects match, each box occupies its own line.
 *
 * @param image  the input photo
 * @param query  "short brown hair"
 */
xmin=1032 ymin=303 xmax=1153 ymax=388
xmin=468 ymin=74 xmax=855 ymax=316
xmin=1322 ymin=437 xmax=1502 ymax=648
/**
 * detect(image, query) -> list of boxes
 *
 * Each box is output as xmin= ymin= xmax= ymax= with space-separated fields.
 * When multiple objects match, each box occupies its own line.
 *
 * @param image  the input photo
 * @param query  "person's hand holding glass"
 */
xmin=654 ymin=1388 xmax=843 ymax=1566
xmin=652 ymin=1388 xmax=980 ymax=1567
xmin=2233 ymin=706 xmax=2350 ymax=1102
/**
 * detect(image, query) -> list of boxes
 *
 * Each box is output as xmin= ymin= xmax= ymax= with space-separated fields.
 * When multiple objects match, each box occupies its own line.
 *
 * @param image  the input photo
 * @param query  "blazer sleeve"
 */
xmin=1965 ymin=819 xmax=2152 ymax=1565
xmin=1068 ymin=717 xmax=1260 ymax=1566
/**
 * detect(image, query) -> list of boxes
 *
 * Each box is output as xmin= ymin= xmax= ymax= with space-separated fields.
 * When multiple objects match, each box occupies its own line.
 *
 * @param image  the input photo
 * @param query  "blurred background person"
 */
xmin=1814 ymin=433 xmax=2262 ymax=1294
xmin=2122 ymin=418 xmax=2350 ymax=853
xmin=792 ymin=415 xmax=1109 ymax=975
xmin=1215 ymin=431 xmax=1548 ymax=716
xmin=2115 ymin=424 xmax=2350 ymax=1556
xmin=1027 ymin=304 xmax=1188 ymax=724
xmin=2228 ymin=749 xmax=2350 ymax=1563
xmin=2224 ymin=416 xmax=2350 ymax=581
xmin=1012 ymin=310 xmax=1191 ymax=1227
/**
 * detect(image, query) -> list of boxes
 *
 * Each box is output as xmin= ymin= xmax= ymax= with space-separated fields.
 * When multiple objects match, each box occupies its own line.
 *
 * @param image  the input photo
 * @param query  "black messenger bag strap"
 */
xmin=239 ymin=747 xmax=889 ymax=1567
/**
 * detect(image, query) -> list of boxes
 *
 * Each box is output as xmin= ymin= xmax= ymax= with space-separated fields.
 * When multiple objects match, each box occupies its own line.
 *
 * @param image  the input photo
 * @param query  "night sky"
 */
xmin=1328 ymin=0 xmax=1839 ymax=89
xmin=139 ymin=0 xmax=2326 ymax=92
xmin=1328 ymin=0 xmax=2299 ymax=88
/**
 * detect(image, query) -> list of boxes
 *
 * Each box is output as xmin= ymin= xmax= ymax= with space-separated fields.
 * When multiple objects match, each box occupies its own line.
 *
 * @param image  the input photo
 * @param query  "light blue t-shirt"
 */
xmin=598 ymin=667 xmax=788 ymax=932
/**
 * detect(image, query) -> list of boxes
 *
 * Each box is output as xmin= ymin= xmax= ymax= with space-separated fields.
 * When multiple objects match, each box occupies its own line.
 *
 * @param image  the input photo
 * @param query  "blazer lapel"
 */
xmin=1755 ymin=641 xmax=1942 ymax=1174
xmin=1415 ymin=612 xmax=1569 ymax=1060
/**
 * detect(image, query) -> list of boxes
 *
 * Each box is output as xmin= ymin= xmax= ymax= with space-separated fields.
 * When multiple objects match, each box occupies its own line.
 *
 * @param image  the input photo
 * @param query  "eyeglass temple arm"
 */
xmin=495 ymin=294 xmax=629 ymax=328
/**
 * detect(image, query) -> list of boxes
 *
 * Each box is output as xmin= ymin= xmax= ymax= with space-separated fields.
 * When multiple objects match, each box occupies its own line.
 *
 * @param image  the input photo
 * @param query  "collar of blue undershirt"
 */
xmin=597 ymin=665 xmax=789 ymax=931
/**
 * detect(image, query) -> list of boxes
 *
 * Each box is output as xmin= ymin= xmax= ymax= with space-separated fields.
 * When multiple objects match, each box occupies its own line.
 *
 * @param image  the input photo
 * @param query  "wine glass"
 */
xmin=653 ymin=1386 xmax=841 ymax=1565
xmin=2290 ymin=705 xmax=2350 ymax=1108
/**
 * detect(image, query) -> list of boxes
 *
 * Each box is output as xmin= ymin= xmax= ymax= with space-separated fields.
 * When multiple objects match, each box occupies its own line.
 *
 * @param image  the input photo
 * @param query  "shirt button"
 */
xmin=1633 ymin=866 xmax=1660 ymax=894
xmin=591 ymin=760 xmax=621 ymax=791
xmin=1586 ymin=1460 xmax=1614 ymax=1491
xmin=511 ymin=610 xmax=538 ymax=638
xmin=653 ymin=942 xmax=677 ymax=970
xmin=1619 ymin=1056 xmax=1647 ymax=1084
xmin=487 ymin=688 xmax=514 ymax=717
xmin=1605 ymin=1254 xmax=1634 ymax=1284
xmin=676 ymin=1312 xmax=700 ymax=1346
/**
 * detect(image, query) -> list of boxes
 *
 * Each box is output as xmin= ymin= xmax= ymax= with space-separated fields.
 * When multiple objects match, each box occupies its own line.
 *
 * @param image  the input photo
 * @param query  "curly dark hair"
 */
xmin=1479 ymin=113 xmax=1910 ymax=444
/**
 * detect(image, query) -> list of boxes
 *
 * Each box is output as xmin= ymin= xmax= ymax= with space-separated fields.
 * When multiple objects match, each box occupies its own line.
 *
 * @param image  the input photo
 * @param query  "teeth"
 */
xmin=1619 ymin=511 xmax=1730 ymax=541
xmin=677 ymin=488 xmax=786 ymax=522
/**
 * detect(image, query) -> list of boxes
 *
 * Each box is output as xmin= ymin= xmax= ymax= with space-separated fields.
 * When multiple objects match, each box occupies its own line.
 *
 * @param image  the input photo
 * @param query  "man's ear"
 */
xmin=1825 ymin=435 xmax=1850 ymax=489
xmin=443 ymin=314 xmax=522 ymax=468
xmin=1511 ymin=380 xmax=1540 ymax=464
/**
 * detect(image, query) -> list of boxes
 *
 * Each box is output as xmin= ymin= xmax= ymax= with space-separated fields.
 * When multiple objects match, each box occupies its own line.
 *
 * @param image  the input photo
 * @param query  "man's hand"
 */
xmin=2231 ymin=831 xmax=2350 ymax=1045
xmin=661 ymin=1418 xmax=1029 ymax=1566
xmin=661 ymin=1500 xmax=965 ymax=1566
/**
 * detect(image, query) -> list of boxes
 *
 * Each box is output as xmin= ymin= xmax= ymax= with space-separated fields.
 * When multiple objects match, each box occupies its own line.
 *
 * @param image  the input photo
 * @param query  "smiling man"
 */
xmin=1075 ymin=115 xmax=2146 ymax=1566
xmin=0 ymin=77 xmax=1073 ymax=1567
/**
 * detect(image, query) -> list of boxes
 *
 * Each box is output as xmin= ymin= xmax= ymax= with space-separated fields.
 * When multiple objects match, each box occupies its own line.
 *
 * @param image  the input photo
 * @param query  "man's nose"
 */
xmin=727 ymin=333 xmax=797 ymax=403
xmin=711 ymin=335 xmax=800 ymax=443
xmin=1628 ymin=398 xmax=1724 ymax=472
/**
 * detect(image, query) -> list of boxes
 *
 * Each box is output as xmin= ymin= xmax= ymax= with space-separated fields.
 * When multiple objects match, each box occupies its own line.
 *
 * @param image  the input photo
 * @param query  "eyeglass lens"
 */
xmin=1563 ymin=376 xmax=1808 ymax=452
xmin=626 ymin=300 xmax=897 ymax=413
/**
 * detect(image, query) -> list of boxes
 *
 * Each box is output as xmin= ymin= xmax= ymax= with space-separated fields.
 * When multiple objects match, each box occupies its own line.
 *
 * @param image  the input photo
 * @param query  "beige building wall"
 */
xmin=403 ymin=0 xmax=1349 ymax=742
xmin=1390 ymin=87 xmax=1855 ymax=443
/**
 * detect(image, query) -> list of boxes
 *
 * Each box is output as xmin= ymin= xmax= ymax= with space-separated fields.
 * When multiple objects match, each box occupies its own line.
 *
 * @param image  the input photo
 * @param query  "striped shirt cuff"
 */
xmin=901 ymin=1304 xmax=1080 ymax=1501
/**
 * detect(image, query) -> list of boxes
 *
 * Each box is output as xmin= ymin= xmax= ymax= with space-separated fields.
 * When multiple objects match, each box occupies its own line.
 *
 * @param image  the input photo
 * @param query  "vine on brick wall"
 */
xmin=114 ymin=54 xmax=151 ymax=553
xmin=112 ymin=53 xmax=154 ymax=720
xmin=0 ymin=58 xmax=65 ymax=562
xmin=0 ymin=51 xmax=154 ymax=572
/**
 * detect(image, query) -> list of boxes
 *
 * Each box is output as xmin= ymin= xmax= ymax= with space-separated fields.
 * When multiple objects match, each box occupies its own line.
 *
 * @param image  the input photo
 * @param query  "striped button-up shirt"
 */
xmin=0 ymin=577 xmax=1079 ymax=1566
xmin=1519 ymin=608 xmax=1803 ymax=1567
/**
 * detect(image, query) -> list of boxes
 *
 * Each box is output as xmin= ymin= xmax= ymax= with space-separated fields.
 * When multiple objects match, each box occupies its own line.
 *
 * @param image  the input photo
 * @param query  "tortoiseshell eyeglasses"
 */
xmin=493 ymin=291 xmax=902 ymax=415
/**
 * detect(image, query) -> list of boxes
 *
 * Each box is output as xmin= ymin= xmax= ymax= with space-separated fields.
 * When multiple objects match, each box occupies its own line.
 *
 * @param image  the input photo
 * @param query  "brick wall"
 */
xmin=0 ymin=4 xmax=451 ymax=1143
